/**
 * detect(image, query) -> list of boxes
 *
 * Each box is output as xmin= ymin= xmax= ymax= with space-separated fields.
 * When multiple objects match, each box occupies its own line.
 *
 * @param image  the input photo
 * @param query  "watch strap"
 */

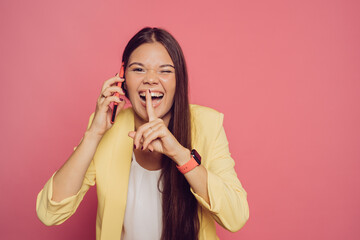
xmin=176 ymin=152 xmax=200 ymax=174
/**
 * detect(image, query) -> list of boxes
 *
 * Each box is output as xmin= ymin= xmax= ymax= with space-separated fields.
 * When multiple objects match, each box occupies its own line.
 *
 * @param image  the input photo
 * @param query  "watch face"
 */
xmin=191 ymin=149 xmax=201 ymax=165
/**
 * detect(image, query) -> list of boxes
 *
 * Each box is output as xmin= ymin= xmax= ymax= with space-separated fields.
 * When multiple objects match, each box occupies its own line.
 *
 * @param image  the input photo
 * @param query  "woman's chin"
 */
xmin=132 ymin=104 xmax=172 ymax=127
xmin=133 ymin=109 xmax=150 ymax=123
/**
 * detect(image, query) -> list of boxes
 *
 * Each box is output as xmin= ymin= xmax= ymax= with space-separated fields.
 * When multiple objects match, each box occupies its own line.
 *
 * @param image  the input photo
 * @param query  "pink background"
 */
xmin=1 ymin=0 xmax=359 ymax=239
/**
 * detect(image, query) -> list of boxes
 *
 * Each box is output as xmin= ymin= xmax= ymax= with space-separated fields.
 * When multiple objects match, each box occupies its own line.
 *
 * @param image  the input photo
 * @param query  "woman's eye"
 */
xmin=133 ymin=68 xmax=144 ymax=72
xmin=160 ymin=70 xmax=172 ymax=74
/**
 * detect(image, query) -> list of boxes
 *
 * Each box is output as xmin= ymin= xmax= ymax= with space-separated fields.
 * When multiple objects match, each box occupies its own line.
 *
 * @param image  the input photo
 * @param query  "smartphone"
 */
xmin=111 ymin=62 xmax=124 ymax=124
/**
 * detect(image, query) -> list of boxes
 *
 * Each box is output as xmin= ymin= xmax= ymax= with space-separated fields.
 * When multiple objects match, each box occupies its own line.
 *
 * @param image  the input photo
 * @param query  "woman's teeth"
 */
xmin=139 ymin=92 xmax=164 ymax=101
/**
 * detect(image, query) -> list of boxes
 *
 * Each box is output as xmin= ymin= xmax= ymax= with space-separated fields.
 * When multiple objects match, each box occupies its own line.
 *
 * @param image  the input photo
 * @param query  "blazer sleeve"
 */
xmin=190 ymin=112 xmax=249 ymax=232
xmin=36 ymin=113 xmax=96 ymax=226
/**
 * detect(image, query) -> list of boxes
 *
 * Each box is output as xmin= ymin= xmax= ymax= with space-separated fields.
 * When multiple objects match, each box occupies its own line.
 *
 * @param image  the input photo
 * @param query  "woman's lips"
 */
xmin=139 ymin=91 xmax=164 ymax=108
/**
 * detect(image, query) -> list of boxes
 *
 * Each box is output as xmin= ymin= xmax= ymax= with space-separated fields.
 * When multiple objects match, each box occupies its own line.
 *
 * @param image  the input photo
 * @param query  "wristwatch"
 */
xmin=176 ymin=149 xmax=201 ymax=174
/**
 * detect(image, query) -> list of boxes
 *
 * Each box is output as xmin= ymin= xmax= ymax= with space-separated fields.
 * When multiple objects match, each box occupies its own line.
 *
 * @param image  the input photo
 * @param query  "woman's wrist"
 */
xmin=84 ymin=128 xmax=104 ymax=142
xmin=172 ymin=147 xmax=191 ymax=166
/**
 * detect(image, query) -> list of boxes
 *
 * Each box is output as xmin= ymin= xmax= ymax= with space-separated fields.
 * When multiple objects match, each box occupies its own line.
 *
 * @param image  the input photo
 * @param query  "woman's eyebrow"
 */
xmin=128 ymin=62 xmax=144 ymax=67
xmin=128 ymin=62 xmax=175 ymax=68
xmin=159 ymin=64 xmax=175 ymax=68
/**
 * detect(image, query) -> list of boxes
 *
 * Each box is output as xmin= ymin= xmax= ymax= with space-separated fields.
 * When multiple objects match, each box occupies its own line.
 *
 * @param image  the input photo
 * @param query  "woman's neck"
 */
xmin=134 ymin=149 xmax=163 ymax=170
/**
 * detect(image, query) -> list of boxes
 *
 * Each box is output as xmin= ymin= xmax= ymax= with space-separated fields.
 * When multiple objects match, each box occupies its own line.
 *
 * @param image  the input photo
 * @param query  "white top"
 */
xmin=121 ymin=153 xmax=163 ymax=240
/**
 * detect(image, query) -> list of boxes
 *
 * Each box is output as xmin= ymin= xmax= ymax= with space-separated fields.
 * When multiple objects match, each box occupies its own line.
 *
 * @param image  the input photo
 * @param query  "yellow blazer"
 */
xmin=36 ymin=105 xmax=249 ymax=239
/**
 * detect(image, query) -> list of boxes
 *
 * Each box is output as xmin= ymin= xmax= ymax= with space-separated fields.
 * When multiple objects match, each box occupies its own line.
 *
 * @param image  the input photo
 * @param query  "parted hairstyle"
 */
xmin=121 ymin=27 xmax=199 ymax=240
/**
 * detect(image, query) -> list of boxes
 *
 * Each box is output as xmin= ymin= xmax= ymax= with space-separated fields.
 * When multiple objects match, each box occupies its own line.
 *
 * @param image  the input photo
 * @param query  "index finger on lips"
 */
xmin=146 ymin=89 xmax=156 ymax=122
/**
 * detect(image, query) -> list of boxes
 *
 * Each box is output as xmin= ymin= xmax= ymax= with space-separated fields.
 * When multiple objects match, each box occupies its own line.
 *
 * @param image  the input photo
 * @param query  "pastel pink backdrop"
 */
xmin=1 ymin=0 xmax=359 ymax=239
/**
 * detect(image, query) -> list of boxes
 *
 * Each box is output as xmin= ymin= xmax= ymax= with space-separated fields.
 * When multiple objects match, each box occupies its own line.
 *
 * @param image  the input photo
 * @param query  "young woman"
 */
xmin=36 ymin=27 xmax=249 ymax=240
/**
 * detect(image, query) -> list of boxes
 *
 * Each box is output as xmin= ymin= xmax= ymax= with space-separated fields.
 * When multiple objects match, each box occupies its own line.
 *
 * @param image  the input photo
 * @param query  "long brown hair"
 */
xmin=122 ymin=27 xmax=199 ymax=239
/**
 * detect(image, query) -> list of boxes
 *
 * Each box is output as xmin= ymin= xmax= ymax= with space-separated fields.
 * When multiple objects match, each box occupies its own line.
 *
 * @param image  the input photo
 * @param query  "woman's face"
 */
xmin=125 ymin=42 xmax=176 ymax=125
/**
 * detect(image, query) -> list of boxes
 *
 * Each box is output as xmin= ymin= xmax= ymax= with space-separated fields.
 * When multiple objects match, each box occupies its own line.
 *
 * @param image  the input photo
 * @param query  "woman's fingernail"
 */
xmin=119 ymin=98 xmax=123 ymax=101
xmin=148 ymin=149 xmax=152 ymax=152
xmin=115 ymin=72 xmax=118 ymax=76
xmin=149 ymin=89 xmax=151 ymax=93
xmin=133 ymin=144 xmax=136 ymax=149
xmin=141 ymin=146 xmax=144 ymax=150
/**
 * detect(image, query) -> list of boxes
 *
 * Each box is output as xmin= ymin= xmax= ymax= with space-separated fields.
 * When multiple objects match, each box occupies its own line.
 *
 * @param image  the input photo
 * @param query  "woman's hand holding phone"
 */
xmin=88 ymin=73 xmax=126 ymax=136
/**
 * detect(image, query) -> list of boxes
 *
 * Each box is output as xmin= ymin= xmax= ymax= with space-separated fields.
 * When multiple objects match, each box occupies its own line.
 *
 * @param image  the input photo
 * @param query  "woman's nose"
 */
xmin=143 ymin=69 xmax=159 ymax=84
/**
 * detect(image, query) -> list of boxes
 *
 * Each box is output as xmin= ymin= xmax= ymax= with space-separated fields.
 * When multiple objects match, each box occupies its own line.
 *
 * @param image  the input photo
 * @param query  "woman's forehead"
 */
xmin=128 ymin=42 xmax=174 ymax=67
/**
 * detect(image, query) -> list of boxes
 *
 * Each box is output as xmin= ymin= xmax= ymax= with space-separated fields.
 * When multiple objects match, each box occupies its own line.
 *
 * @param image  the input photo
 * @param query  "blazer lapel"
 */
xmin=99 ymin=108 xmax=134 ymax=239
